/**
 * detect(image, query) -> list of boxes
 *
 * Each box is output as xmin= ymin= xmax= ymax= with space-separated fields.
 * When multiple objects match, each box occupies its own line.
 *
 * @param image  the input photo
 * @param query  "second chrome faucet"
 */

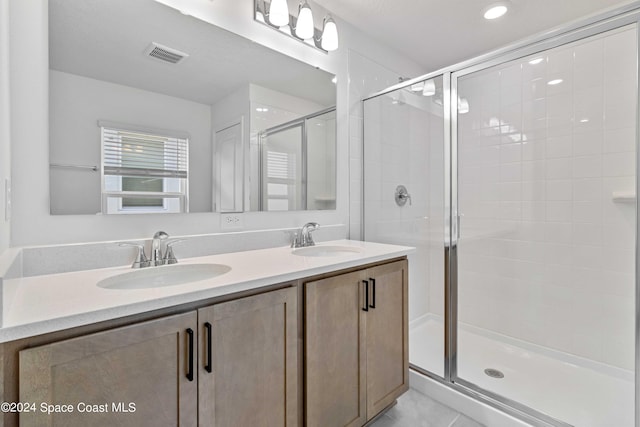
xmin=291 ymin=222 xmax=320 ymax=248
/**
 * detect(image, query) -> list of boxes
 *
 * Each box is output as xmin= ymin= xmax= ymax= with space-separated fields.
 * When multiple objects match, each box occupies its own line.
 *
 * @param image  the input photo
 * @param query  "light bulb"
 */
xmin=269 ymin=0 xmax=290 ymax=27
xmin=422 ymin=80 xmax=436 ymax=96
xmin=321 ymin=16 xmax=339 ymax=51
xmin=458 ymin=98 xmax=470 ymax=114
xmin=295 ymin=2 xmax=314 ymax=39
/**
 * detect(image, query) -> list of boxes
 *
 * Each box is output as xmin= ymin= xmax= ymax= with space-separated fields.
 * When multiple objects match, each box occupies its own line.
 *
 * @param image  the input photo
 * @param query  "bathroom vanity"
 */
xmin=0 ymin=240 xmax=411 ymax=427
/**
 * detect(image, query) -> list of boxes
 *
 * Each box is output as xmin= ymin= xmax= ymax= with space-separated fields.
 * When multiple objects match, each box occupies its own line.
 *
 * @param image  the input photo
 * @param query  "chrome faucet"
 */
xmin=291 ymin=222 xmax=319 ymax=248
xmin=151 ymin=231 xmax=169 ymax=266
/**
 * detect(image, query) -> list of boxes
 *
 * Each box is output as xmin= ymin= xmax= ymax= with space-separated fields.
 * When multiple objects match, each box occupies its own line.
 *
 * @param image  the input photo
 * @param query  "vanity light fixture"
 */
xmin=483 ymin=2 xmax=509 ymax=20
xmin=254 ymin=0 xmax=339 ymax=53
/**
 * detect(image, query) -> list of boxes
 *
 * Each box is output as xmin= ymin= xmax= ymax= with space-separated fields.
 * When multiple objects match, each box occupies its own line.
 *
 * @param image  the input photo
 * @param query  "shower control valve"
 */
xmin=395 ymin=185 xmax=412 ymax=207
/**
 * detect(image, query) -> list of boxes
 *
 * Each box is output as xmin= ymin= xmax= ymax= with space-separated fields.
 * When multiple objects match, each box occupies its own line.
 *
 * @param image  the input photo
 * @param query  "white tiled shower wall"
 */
xmin=457 ymin=26 xmax=637 ymax=370
xmin=362 ymin=88 xmax=446 ymax=325
xmin=347 ymin=52 xmax=448 ymax=327
xmin=347 ymin=51 xmax=405 ymax=241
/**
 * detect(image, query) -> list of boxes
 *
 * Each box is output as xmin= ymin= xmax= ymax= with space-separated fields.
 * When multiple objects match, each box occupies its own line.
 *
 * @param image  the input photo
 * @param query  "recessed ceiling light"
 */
xmin=529 ymin=58 xmax=544 ymax=65
xmin=483 ymin=2 xmax=509 ymax=20
xmin=547 ymin=79 xmax=563 ymax=86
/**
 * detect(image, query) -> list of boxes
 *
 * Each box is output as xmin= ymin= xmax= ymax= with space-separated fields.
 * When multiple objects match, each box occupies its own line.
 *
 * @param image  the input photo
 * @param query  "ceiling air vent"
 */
xmin=144 ymin=42 xmax=189 ymax=64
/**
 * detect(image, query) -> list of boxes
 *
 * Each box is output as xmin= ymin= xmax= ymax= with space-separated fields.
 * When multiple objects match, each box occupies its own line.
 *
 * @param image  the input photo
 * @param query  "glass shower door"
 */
xmin=363 ymin=75 xmax=447 ymax=377
xmin=454 ymin=25 xmax=637 ymax=427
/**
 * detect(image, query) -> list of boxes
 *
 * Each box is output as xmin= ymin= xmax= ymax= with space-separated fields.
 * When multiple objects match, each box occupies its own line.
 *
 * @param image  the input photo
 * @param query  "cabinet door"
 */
xmin=305 ymin=270 xmax=367 ymax=427
xmin=19 ymin=311 xmax=198 ymax=427
xmin=365 ymin=260 xmax=409 ymax=419
xmin=198 ymin=287 xmax=298 ymax=427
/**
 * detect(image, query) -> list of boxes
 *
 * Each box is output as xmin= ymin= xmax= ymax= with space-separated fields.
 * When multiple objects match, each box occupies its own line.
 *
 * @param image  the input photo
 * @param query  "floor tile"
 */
xmin=368 ymin=389 xmax=485 ymax=427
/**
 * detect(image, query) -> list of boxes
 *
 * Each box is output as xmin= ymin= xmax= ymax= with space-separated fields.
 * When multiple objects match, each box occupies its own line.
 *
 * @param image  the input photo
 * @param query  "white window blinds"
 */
xmin=267 ymin=151 xmax=296 ymax=181
xmin=102 ymin=127 xmax=188 ymax=178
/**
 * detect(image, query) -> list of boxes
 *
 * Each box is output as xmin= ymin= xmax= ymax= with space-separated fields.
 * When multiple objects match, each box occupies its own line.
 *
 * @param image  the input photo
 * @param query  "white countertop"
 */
xmin=1 ymin=240 xmax=414 ymax=343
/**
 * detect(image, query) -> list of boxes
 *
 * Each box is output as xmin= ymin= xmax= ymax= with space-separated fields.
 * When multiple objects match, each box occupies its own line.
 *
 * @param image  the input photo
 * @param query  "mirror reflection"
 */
xmin=48 ymin=0 xmax=337 ymax=215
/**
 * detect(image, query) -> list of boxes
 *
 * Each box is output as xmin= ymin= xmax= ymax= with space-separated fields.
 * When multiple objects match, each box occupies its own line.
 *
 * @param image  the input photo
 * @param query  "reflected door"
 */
xmin=215 ymin=121 xmax=243 ymax=212
xmin=260 ymin=125 xmax=304 ymax=211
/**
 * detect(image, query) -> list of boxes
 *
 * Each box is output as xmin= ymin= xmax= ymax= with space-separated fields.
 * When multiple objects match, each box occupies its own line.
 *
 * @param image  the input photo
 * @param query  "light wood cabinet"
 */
xmin=19 ymin=311 xmax=198 ymax=427
xmin=364 ymin=261 xmax=409 ymax=419
xmin=305 ymin=269 xmax=367 ymax=427
xmin=14 ymin=258 xmax=407 ymax=427
xmin=305 ymin=260 xmax=408 ymax=427
xmin=18 ymin=287 xmax=299 ymax=427
xmin=197 ymin=287 xmax=298 ymax=427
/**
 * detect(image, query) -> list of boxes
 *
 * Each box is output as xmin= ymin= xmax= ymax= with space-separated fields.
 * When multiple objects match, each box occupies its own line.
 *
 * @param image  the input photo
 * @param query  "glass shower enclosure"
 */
xmin=362 ymin=9 xmax=638 ymax=427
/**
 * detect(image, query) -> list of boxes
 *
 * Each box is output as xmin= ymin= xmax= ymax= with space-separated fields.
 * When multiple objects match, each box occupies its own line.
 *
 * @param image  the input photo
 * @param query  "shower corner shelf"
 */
xmin=612 ymin=191 xmax=636 ymax=203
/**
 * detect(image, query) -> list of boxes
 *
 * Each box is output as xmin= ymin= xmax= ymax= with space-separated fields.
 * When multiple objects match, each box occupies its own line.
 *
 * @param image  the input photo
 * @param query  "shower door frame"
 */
xmin=362 ymin=3 xmax=640 ymax=426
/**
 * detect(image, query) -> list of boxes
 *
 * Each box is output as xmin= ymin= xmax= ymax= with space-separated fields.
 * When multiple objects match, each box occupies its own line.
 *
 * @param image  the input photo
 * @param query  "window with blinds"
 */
xmin=100 ymin=123 xmax=189 ymax=214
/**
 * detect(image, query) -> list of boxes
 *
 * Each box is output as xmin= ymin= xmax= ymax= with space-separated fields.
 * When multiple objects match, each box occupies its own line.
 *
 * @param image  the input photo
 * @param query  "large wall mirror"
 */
xmin=48 ymin=0 xmax=337 ymax=215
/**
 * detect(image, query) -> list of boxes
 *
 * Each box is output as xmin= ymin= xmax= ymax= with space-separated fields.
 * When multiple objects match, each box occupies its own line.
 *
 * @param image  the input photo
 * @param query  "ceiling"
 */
xmin=313 ymin=0 xmax=636 ymax=71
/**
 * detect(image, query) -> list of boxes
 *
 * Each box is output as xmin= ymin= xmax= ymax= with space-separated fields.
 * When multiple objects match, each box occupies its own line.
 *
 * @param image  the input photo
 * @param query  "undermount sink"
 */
xmin=292 ymin=245 xmax=363 ymax=257
xmin=98 ymin=263 xmax=231 ymax=290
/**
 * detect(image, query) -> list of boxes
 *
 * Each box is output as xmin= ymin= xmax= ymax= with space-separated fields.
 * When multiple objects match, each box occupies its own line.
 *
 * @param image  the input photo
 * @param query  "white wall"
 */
xmin=0 ymin=0 xmax=10 ymax=253
xmin=457 ymin=26 xmax=637 ymax=370
xmin=49 ymin=70 xmax=213 ymax=214
xmin=8 ymin=0 xmax=423 ymax=246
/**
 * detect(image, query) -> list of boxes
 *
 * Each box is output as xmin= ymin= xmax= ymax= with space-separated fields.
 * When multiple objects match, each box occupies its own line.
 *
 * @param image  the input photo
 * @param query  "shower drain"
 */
xmin=484 ymin=368 xmax=505 ymax=379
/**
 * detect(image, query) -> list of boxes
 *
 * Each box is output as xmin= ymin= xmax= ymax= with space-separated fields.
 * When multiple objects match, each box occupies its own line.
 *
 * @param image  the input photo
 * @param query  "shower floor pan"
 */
xmin=409 ymin=315 xmax=634 ymax=427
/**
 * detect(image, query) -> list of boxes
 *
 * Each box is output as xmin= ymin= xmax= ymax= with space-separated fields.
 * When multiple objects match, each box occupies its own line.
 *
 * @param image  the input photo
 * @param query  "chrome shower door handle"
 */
xmin=395 ymin=185 xmax=412 ymax=206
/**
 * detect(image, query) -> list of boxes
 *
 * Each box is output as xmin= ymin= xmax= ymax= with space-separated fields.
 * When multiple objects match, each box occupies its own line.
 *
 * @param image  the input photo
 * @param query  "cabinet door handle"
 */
xmin=186 ymin=328 xmax=194 ymax=381
xmin=204 ymin=322 xmax=212 ymax=373
xmin=362 ymin=280 xmax=369 ymax=312
xmin=369 ymin=278 xmax=376 ymax=309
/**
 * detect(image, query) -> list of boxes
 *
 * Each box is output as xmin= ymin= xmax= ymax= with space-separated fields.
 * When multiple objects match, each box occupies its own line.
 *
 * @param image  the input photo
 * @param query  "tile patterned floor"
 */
xmin=369 ymin=389 xmax=484 ymax=427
